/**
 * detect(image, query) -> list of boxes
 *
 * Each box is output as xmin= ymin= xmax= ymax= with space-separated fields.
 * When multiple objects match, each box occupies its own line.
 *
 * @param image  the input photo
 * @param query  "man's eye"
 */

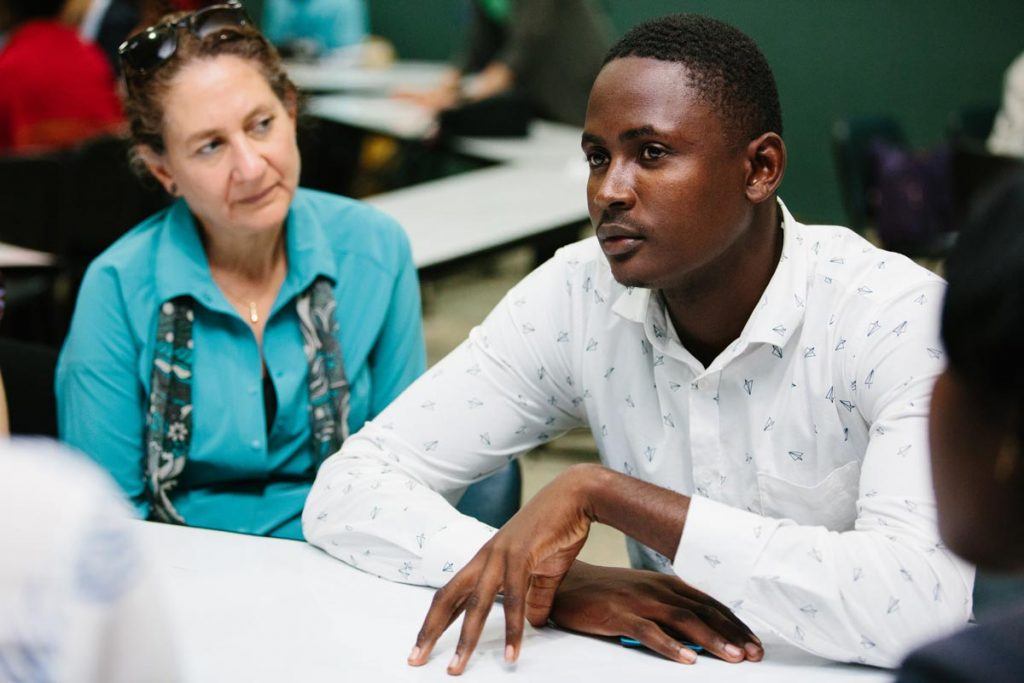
xmin=253 ymin=116 xmax=274 ymax=134
xmin=641 ymin=145 xmax=667 ymax=160
xmin=585 ymin=151 xmax=608 ymax=168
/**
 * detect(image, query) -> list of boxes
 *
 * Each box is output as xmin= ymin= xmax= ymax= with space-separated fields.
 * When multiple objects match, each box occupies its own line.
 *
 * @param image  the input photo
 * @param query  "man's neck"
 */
xmin=660 ymin=202 xmax=784 ymax=369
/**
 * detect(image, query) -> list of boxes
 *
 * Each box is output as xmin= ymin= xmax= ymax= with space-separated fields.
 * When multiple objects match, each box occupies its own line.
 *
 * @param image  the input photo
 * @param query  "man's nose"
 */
xmin=592 ymin=161 xmax=636 ymax=211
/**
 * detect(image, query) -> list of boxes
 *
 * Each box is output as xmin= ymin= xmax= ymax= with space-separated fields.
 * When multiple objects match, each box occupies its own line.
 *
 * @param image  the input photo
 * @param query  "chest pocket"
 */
xmin=756 ymin=459 xmax=861 ymax=531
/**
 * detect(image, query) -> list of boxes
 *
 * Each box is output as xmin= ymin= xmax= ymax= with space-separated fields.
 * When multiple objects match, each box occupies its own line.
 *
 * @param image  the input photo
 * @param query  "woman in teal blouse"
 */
xmin=56 ymin=3 xmax=424 ymax=539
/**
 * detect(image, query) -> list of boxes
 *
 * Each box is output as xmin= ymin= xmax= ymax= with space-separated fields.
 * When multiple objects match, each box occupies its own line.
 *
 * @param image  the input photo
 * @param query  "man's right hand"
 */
xmin=548 ymin=561 xmax=764 ymax=665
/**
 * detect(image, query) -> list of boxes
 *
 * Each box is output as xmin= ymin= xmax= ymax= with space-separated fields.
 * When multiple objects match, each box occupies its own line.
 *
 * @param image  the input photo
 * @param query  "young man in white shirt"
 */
xmin=304 ymin=13 xmax=973 ymax=674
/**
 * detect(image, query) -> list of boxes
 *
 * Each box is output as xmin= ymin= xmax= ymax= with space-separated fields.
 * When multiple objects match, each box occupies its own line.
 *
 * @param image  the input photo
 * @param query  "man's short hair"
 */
xmin=603 ymin=13 xmax=783 ymax=146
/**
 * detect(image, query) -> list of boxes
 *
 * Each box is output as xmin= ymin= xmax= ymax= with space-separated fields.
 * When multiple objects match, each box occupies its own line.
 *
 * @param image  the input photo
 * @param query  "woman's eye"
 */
xmin=197 ymin=140 xmax=221 ymax=156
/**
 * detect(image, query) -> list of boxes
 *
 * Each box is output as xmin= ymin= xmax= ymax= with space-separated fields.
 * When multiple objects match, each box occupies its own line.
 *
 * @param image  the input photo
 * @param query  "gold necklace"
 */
xmin=219 ymin=289 xmax=261 ymax=325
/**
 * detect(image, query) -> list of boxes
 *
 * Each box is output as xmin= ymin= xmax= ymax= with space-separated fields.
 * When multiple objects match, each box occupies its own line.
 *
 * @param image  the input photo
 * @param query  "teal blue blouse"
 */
xmin=56 ymin=188 xmax=425 ymax=539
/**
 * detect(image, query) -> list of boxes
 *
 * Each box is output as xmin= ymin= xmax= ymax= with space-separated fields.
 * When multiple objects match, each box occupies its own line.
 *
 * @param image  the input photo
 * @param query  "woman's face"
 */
xmin=143 ymin=54 xmax=300 ymax=240
xmin=929 ymin=368 xmax=1024 ymax=570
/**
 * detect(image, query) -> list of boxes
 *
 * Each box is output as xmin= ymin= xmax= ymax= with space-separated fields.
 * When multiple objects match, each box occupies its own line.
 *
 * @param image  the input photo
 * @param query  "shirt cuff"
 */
xmin=420 ymin=514 xmax=497 ymax=587
xmin=672 ymin=496 xmax=778 ymax=605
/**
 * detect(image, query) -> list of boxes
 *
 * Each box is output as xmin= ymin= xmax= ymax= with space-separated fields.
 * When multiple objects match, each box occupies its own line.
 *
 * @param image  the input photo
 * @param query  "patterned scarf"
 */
xmin=143 ymin=278 xmax=349 ymax=524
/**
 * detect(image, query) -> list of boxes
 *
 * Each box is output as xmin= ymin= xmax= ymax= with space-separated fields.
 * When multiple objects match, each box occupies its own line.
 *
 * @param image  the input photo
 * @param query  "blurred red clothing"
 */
xmin=0 ymin=20 xmax=123 ymax=154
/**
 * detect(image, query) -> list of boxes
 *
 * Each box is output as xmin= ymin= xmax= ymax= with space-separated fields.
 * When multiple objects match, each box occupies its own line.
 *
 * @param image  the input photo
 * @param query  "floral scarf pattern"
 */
xmin=143 ymin=278 xmax=349 ymax=524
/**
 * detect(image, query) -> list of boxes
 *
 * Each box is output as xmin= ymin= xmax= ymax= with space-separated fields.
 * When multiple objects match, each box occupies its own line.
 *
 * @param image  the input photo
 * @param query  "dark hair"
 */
xmin=603 ymin=13 xmax=782 ymax=146
xmin=6 ymin=0 xmax=65 ymax=21
xmin=941 ymin=172 xmax=1024 ymax=411
xmin=122 ymin=11 xmax=297 ymax=160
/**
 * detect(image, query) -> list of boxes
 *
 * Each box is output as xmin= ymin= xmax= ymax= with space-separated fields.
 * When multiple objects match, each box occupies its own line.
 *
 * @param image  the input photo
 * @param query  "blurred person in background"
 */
xmin=401 ymin=0 xmax=611 ymax=127
xmin=988 ymin=51 xmax=1024 ymax=159
xmin=262 ymin=0 xmax=368 ymax=60
xmin=62 ymin=0 xmax=144 ymax=74
xmin=0 ymin=0 xmax=122 ymax=153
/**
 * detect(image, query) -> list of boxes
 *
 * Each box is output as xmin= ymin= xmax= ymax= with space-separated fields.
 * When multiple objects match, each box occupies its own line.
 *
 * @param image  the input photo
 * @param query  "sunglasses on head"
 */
xmin=118 ymin=1 xmax=253 ymax=73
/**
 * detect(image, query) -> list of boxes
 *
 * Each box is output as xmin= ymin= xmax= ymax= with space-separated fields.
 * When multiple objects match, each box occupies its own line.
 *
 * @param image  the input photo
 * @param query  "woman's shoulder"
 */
xmin=90 ymin=205 xmax=175 ymax=272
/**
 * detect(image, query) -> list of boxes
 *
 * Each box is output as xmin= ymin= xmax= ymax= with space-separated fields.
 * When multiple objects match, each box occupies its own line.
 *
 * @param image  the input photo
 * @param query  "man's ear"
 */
xmin=743 ymin=132 xmax=786 ymax=204
xmin=136 ymin=145 xmax=177 ymax=196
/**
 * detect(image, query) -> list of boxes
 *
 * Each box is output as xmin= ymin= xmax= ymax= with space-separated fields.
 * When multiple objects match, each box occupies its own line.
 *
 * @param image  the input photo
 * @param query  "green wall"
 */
xmin=367 ymin=0 xmax=1023 ymax=224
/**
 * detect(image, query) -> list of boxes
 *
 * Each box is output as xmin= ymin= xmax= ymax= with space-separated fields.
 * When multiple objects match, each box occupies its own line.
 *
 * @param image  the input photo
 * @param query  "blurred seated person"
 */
xmin=0 ymin=0 xmax=122 ymax=153
xmin=400 ymin=0 xmax=611 ymax=127
xmin=896 ymin=174 xmax=1024 ymax=681
xmin=0 ymin=439 xmax=180 ymax=682
xmin=988 ymin=51 xmax=1024 ymax=159
xmin=56 ymin=1 xmax=425 ymax=539
xmin=263 ymin=0 xmax=367 ymax=60
xmin=62 ymin=0 xmax=144 ymax=75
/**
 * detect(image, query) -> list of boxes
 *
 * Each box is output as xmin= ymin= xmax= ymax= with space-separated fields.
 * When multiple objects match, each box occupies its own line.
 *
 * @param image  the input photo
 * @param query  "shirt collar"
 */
xmin=610 ymin=199 xmax=809 ymax=353
xmin=154 ymin=191 xmax=338 ymax=313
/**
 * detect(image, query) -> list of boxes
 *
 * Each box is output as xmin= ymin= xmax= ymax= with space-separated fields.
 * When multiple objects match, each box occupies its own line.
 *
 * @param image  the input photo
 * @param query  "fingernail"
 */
xmin=679 ymin=647 xmax=697 ymax=664
xmin=745 ymin=643 xmax=762 ymax=659
xmin=751 ymin=633 xmax=763 ymax=646
xmin=724 ymin=644 xmax=744 ymax=659
xmin=448 ymin=653 xmax=462 ymax=672
xmin=505 ymin=645 xmax=516 ymax=663
xmin=408 ymin=646 xmax=421 ymax=663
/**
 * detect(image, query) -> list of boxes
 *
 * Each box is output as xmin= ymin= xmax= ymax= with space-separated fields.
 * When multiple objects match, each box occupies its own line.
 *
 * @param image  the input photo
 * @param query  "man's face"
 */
xmin=582 ymin=57 xmax=755 ymax=292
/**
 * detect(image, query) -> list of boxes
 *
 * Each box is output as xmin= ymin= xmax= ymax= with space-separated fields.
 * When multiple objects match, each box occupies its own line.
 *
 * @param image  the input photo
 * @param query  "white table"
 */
xmin=0 ymin=242 xmax=56 ymax=268
xmin=307 ymin=94 xmax=584 ymax=165
xmin=364 ymin=161 xmax=590 ymax=269
xmin=307 ymin=94 xmax=436 ymax=140
xmin=285 ymin=60 xmax=448 ymax=94
xmin=141 ymin=521 xmax=890 ymax=683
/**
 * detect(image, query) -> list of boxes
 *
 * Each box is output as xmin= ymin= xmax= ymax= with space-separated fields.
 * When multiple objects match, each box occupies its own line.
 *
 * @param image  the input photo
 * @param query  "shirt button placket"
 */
xmin=689 ymin=372 xmax=722 ymax=498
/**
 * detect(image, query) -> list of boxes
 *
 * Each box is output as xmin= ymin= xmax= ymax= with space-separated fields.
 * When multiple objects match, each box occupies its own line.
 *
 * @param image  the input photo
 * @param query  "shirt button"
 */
xmin=250 ymin=439 xmax=261 ymax=450
xmin=248 ymin=384 xmax=258 ymax=395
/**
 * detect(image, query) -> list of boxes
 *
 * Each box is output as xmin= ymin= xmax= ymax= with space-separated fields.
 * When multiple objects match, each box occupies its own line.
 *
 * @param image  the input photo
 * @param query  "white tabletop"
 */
xmin=455 ymin=120 xmax=584 ymax=165
xmin=306 ymin=95 xmax=584 ymax=165
xmin=364 ymin=161 xmax=590 ymax=269
xmin=0 ymin=242 xmax=56 ymax=268
xmin=140 ymin=521 xmax=890 ymax=682
xmin=307 ymin=94 xmax=436 ymax=139
xmin=286 ymin=60 xmax=449 ymax=94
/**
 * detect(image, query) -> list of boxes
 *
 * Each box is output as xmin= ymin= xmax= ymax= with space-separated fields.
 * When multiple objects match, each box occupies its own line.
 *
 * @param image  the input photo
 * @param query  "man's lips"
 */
xmin=597 ymin=222 xmax=645 ymax=257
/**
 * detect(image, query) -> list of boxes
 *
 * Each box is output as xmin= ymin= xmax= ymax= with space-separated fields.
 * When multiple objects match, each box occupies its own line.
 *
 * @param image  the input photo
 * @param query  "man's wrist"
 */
xmin=557 ymin=462 xmax=616 ymax=524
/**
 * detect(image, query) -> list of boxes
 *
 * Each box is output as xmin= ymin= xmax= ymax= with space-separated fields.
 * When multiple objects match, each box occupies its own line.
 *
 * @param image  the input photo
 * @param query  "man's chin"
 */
xmin=606 ymin=261 xmax=652 ymax=290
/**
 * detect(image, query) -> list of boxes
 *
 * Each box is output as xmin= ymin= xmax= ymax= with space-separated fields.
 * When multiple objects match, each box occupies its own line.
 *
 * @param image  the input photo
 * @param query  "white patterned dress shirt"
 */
xmin=304 ymin=202 xmax=974 ymax=667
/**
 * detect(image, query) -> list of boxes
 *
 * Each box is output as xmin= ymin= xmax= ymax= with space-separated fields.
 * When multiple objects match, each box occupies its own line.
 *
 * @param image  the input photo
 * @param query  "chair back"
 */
xmin=456 ymin=460 xmax=523 ymax=528
xmin=0 ymin=150 xmax=67 ymax=253
xmin=831 ymin=115 xmax=908 ymax=233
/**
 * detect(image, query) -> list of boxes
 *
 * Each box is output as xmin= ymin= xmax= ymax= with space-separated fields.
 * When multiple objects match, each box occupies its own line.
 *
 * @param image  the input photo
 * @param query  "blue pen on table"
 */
xmin=619 ymin=636 xmax=704 ymax=652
